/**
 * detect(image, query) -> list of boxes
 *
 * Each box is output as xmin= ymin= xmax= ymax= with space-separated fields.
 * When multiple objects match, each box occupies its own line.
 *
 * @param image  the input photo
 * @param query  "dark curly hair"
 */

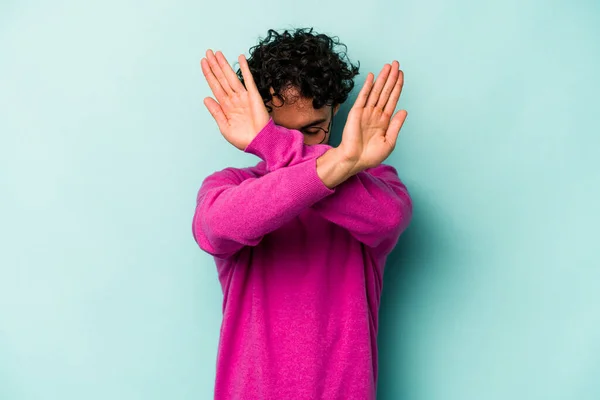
xmin=236 ymin=27 xmax=360 ymax=112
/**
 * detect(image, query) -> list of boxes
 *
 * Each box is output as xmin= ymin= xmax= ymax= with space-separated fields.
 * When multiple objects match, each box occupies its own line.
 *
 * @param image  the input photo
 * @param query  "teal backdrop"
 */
xmin=1 ymin=0 xmax=599 ymax=399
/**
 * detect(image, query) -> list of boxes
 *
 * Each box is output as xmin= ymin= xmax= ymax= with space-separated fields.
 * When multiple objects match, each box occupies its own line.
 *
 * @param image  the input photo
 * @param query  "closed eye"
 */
xmin=302 ymin=127 xmax=325 ymax=135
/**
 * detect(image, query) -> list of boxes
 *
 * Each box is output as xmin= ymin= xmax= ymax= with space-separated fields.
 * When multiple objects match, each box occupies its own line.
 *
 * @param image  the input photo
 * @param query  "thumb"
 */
xmin=204 ymin=97 xmax=228 ymax=132
xmin=385 ymin=109 xmax=407 ymax=149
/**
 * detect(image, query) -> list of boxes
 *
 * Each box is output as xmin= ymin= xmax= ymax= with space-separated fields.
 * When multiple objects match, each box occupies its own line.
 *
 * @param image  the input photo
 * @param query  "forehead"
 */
xmin=268 ymin=86 xmax=330 ymax=125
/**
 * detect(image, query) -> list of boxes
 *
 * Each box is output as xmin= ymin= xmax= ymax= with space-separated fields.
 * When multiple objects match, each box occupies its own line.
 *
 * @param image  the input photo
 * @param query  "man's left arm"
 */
xmin=314 ymin=148 xmax=412 ymax=254
xmin=307 ymin=60 xmax=412 ymax=254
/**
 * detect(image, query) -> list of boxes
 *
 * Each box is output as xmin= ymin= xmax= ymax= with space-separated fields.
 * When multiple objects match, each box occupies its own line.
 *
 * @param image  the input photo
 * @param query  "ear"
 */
xmin=333 ymin=104 xmax=341 ymax=116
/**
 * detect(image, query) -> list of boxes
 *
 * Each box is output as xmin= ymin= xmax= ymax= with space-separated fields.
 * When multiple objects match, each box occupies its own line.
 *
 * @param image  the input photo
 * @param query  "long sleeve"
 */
xmin=311 ymin=163 xmax=412 ymax=255
xmin=247 ymin=117 xmax=412 ymax=254
xmin=244 ymin=117 xmax=331 ymax=171
xmin=192 ymin=123 xmax=335 ymax=259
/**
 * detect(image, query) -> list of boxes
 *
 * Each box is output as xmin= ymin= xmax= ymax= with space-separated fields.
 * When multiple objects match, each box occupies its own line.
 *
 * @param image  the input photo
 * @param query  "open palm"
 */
xmin=339 ymin=61 xmax=407 ymax=171
xmin=201 ymin=50 xmax=269 ymax=150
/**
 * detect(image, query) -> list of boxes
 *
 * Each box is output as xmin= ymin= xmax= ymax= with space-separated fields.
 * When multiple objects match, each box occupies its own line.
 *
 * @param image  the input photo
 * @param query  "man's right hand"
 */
xmin=201 ymin=50 xmax=270 ymax=151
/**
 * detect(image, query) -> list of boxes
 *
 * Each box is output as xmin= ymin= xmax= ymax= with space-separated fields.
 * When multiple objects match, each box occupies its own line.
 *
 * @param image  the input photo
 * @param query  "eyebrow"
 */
xmin=298 ymin=117 xmax=327 ymax=130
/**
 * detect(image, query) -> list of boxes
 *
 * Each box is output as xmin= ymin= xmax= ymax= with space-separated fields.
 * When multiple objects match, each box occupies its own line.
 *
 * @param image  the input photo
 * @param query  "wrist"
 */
xmin=316 ymin=148 xmax=359 ymax=189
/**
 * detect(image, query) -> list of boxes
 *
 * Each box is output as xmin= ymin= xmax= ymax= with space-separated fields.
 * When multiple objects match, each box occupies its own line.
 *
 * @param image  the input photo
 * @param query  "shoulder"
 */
xmin=361 ymin=163 xmax=411 ymax=195
xmin=365 ymin=163 xmax=398 ymax=174
xmin=363 ymin=163 xmax=402 ymax=181
xmin=201 ymin=161 xmax=267 ymax=186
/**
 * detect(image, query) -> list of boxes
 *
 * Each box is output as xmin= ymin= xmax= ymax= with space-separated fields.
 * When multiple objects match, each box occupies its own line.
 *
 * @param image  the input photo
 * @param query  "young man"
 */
xmin=193 ymin=28 xmax=412 ymax=399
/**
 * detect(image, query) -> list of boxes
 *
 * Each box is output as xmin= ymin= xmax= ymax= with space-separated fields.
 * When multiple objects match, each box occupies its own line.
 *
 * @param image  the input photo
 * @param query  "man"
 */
xmin=193 ymin=28 xmax=412 ymax=399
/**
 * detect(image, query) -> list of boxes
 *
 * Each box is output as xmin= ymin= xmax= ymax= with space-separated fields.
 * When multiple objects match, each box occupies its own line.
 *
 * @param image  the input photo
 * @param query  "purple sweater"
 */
xmin=192 ymin=119 xmax=412 ymax=399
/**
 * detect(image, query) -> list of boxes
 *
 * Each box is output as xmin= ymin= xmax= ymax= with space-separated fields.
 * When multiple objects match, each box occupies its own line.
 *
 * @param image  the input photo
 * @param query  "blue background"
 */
xmin=1 ymin=0 xmax=599 ymax=399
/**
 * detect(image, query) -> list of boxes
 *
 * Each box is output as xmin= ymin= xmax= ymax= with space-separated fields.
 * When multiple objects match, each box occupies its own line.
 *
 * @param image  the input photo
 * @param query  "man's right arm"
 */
xmin=192 ymin=148 xmax=336 ymax=260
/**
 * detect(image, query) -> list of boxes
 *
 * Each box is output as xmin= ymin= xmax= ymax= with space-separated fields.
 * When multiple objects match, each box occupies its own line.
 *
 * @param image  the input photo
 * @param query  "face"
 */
xmin=267 ymin=86 xmax=340 ymax=145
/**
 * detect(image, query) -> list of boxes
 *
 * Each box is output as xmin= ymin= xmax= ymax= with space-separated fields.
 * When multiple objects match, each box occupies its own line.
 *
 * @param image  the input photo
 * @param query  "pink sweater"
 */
xmin=192 ymin=119 xmax=412 ymax=399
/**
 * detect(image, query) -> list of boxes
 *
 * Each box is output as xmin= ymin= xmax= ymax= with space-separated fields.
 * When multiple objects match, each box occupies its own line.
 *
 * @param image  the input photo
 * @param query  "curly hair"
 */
xmin=236 ymin=27 xmax=360 ymax=112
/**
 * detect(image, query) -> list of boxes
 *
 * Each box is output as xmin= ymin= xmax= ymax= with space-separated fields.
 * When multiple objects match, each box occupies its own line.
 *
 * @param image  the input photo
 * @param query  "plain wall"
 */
xmin=1 ymin=0 xmax=599 ymax=399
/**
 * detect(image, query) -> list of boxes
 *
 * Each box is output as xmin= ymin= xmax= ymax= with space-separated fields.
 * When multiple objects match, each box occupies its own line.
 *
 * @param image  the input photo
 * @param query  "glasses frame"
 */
xmin=300 ymin=107 xmax=335 ymax=144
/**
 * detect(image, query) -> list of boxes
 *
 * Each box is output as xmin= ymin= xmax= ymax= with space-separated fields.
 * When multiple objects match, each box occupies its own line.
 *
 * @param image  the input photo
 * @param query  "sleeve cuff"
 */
xmin=244 ymin=118 xmax=281 ymax=158
xmin=304 ymin=156 xmax=336 ymax=198
xmin=243 ymin=118 xmax=306 ymax=171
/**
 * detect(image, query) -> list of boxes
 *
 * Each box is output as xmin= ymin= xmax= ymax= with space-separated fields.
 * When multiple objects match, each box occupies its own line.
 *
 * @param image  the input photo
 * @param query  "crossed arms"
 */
xmin=193 ymin=50 xmax=412 ymax=259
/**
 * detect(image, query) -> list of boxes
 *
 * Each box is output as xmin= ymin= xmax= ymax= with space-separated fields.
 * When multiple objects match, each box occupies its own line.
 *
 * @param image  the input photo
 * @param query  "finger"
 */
xmin=215 ymin=51 xmax=246 ymax=93
xmin=353 ymin=73 xmax=374 ymax=108
xmin=238 ymin=54 xmax=260 ymax=95
xmin=383 ymin=69 xmax=404 ymax=116
xmin=201 ymin=58 xmax=227 ymax=104
xmin=206 ymin=49 xmax=234 ymax=95
xmin=385 ymin=109 xmax=408 ymax=149
xmin=366 ymin=64 xmax=391 ymax=107
xmin=376 ymin=61 xmax=400 ymax=109
xmin=203 ymin=97 xmax=229 ymax=131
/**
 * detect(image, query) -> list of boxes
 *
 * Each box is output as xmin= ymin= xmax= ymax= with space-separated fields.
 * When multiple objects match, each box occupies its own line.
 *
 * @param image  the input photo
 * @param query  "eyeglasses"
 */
xmin=300 ymin=108 xmax=334 ymax=144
